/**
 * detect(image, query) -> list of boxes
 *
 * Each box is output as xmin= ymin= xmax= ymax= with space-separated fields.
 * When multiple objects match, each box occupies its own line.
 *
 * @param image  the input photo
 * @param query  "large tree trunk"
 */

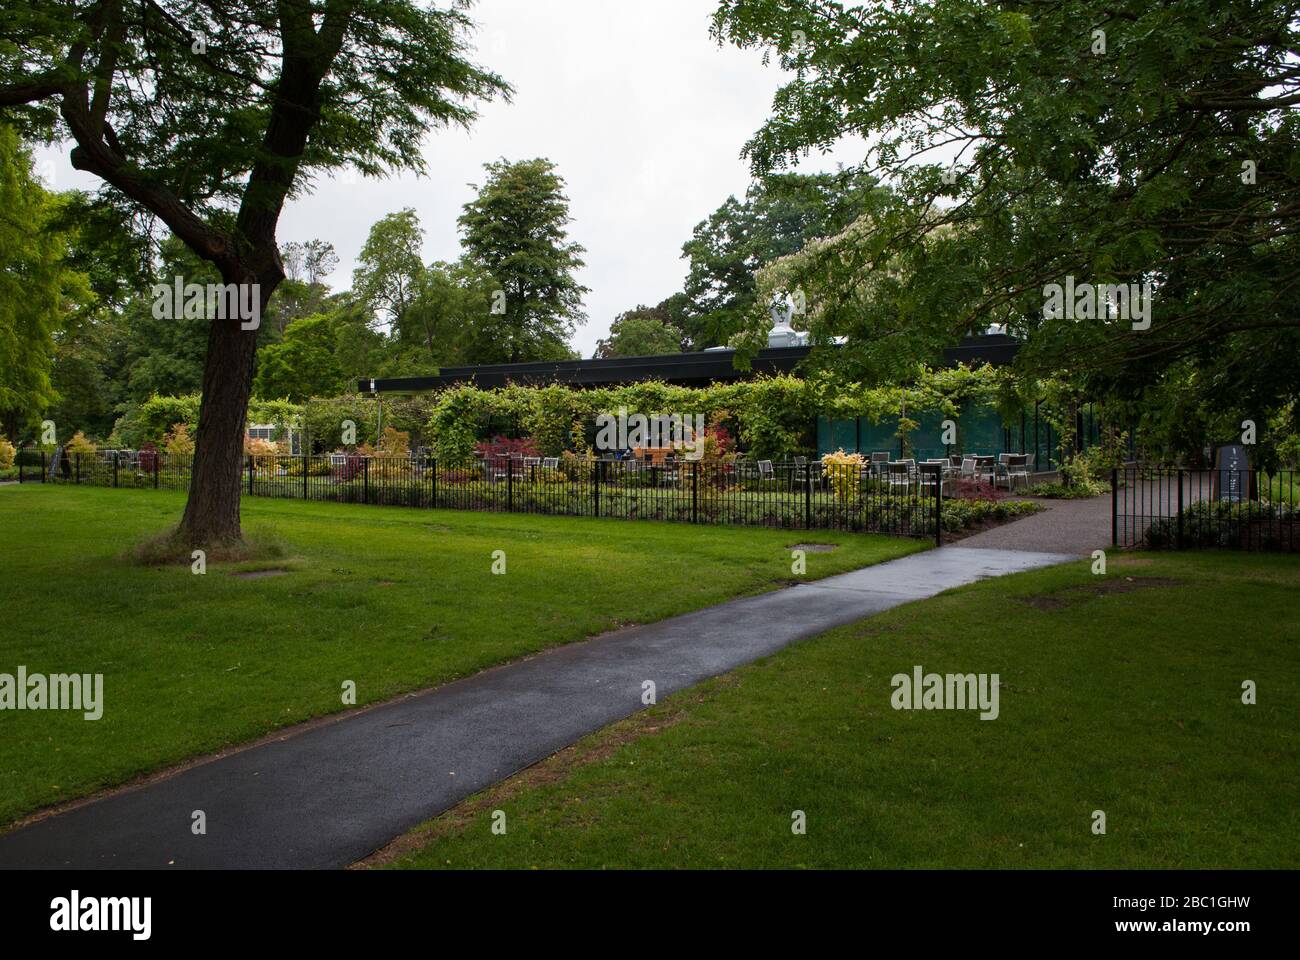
xmin=176 ymin=275 xmax=276 ymax=546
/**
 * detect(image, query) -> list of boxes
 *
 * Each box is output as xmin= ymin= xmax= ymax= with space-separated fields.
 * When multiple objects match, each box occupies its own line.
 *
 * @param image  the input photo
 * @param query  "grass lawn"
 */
xmin=0 ymin=484 xmax=922 ymax=826
xmin=383 ymin=550 xmax=1300 ymax=869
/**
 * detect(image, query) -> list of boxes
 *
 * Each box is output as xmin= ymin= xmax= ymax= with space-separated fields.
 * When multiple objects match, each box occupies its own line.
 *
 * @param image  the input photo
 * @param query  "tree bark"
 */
xmin=175 ymin=274 xmax=277 ymax=546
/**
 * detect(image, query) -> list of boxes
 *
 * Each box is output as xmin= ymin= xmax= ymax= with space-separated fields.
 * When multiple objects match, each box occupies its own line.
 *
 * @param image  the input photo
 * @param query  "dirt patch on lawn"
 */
xmin=350 ymin=676 xmax=736 ymax=869
xmin=1020 ymin=576 xmax=1185 ymax=611
xmin=230 ymin=568 xmax=290 ymax=580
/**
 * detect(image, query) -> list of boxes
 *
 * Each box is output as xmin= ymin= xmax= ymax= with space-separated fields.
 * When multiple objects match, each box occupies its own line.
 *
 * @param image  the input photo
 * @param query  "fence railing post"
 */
xmin=248 ymin=454 xmax=254 ymax=495
xmin=113 ymin=453 xmax=118 ymax=488
xmin=41 ymin=450 xmax=46 ymax=483
xmin=303 ymin=454 xmax=309 ymax=501
xmin=154 ymin=455 xmax=159 ymax=488
xmin=75 ymin=452 xmax=80 ymax=485
xmin=1111 ymin=467 xmax=1118 ymax=547
xmin=1176 ymin=468 xmax=1184 ymax=549
xmin=431 ymin=457 xmax=437 ymax=509
xmin=691 ymin=460 xmax=698 ymax=523
xmin=805 ymin=467 xmax=812 ymax=529
xmin=17 ymin=449 xmax=22 ymax=484
xmin=593 ymin=460 xmax=601 ymax=517
xmin=363 ymin=457 xmax=369 ymax=504
xmin=935 ymin=474 xmax=942 ymax=547
xmin=507 ymin=457 xmax=514 ymax=512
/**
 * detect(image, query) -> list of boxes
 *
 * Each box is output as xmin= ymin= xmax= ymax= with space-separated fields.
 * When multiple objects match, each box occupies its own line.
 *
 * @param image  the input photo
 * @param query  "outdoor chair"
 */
xmin=1004 ymin=454 xmax=1031 ymax=490
xmin=757 ymin=460 xmax=777 ymax=483
xmin=541 ymin=457 xmax=559 ymax=470
xmin=870 ymin=451 xmax=890 ymax=478
xmin=884 ymin=461 xmax=911 ymax=492
xmin=660 ymin=456 xmax=679 ymax=485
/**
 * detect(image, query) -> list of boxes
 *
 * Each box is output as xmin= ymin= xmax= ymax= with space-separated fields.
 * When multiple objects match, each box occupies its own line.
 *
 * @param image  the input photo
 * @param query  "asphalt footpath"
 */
xmin=0 ymin=546 xmax=1073 ymax=869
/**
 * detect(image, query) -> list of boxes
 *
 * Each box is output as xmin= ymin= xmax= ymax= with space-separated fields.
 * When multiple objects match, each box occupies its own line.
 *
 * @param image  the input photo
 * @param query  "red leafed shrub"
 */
xmin=704 ymin=424 xmax=735 ymax=458
xmin=334 ymin=451 xmax=364 ymax=481
xmin=475 ymin=436 xmax=541 ymax=460
xmin=951 ymin=477 xmax=1002 ymax=502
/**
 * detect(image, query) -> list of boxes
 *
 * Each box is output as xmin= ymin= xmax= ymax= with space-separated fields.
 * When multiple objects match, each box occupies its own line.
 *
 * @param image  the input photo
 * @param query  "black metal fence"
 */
xmin=19 ymin=450 xmax=944 ymax=542
xmin=1112 ymin=466 xmax=1298 ymax=552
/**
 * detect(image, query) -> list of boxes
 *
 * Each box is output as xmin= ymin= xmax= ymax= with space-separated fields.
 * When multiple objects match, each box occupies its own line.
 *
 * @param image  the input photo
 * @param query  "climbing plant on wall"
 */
xmin=421 ymin=364 xmax=1012 ymax=464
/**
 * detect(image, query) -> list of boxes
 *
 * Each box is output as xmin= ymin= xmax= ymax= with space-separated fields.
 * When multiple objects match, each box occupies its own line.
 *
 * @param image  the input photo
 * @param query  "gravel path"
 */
xmin=953 ymin=494 xmax=1112 ymax=556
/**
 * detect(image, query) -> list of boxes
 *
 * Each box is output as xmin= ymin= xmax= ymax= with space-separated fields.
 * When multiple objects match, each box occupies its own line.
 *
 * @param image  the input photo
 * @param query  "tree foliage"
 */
xmin=593 ymin=304 xmax=686 ymax=358
xmin=458 ymin=158 xmax=588 ymax=363
xmin=0 ymin=126 xmax=80 ymax=438
xmin=678 ymin=171 xmax=884 ymax=349
xmin=713 ymin=0 xmax=1300 ymax=447
xmin=253 ymin=314 xmax=345 ymax=402
xmin=0 ymin=0 xmax=508 ymax=544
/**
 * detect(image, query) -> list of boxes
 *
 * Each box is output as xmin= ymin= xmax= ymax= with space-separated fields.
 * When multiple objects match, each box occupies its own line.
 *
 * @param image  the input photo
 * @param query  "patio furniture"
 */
xmin=975 ymin=455 xmax=997 ymax=483
xmin=794 ymin=456 xmax=821 ymax=485
xmin=1003 ymin=453 xmax=1031 ymax=490
xmin=917 ymin=461 xmax=943 ymax=492
xmin=541 ymin=457 xmax=559 ymax=470
xmin=870 ymin=451 xmax=890 ymax=478
xmin=757 ymin=460 xmax=777 ymax=483
xmin=660 ymin=455 xmax=679 ymax=485
xmin=884 ymin=460 xmax=911 ymax=491
xmin=960 ymin=456 xmax=977 ymax=481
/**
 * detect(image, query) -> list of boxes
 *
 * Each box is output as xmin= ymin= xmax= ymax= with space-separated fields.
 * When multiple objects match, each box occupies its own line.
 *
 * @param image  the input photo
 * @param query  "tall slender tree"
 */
xmin=457 ymin=158 xmax=588 ymax=363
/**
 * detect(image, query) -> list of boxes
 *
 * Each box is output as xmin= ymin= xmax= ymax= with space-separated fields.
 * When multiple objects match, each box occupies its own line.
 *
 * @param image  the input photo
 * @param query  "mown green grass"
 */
xmin=389 ymin=551 xmax=1300 ymax=869
xmin=0 ymin=484 xmax=923 ymax=825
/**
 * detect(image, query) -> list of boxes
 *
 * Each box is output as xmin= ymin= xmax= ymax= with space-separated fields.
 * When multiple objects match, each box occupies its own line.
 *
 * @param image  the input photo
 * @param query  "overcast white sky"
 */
xmin=38 ymin=0 xmax=867 ymax=357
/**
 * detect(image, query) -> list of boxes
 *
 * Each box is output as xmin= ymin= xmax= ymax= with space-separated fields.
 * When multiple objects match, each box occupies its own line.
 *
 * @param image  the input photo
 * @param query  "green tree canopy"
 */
xmin=0 ymin=0 xmax=508 ymax=545
xmin=352 ymin=208 xmax=427 ymax=331
xmin=253 ymin=314 xmax=345 ymax=402
xmin=0 ymin=126 xmax=83 ymax=439
xmin=678 ymin=171 xmax=884 ymax=349
xmin=457 ymin=158 xmax=588 ymax=363
xmin=593 ymin=304 xmax=686 ymax=358
xmin=713 ymin=0 xmax=1300 ymax=441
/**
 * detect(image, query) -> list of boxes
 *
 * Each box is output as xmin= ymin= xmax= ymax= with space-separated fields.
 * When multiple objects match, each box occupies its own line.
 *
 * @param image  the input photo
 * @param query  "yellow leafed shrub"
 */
xmin=65 ymin=431 xmax=97 ymax=456
xmin=163 ymin=422 xmax=195 ymax=455
xmin=821 ymin=449 xmax=866 ymax=502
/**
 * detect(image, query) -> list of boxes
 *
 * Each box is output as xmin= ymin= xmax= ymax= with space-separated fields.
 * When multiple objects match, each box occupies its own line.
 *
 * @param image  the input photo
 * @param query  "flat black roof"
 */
xmin=358 ymin=335 xmax=1020 ymax=395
